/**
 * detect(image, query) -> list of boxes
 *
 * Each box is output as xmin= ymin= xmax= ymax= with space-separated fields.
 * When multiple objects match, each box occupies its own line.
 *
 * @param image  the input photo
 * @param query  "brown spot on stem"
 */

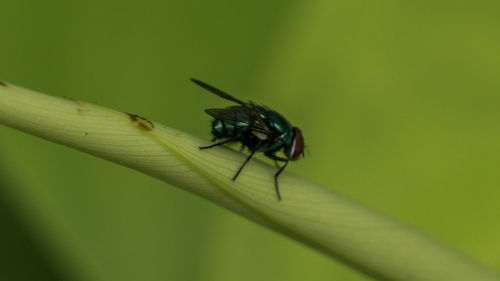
xmin=84 ymin=132 xmax=88 ymax=136
xmin=63 ymin=96 xmax=82 ymax=106
xmin=126 ymin=113 xmax=154 ymax=131
xmin=0 ymin=81 xmax=7 ymax=87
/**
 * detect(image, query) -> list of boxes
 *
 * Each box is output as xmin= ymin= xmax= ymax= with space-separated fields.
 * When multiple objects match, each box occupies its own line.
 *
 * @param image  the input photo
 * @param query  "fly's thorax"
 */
xmin=254 ymin=106 xmax=294 ymax=145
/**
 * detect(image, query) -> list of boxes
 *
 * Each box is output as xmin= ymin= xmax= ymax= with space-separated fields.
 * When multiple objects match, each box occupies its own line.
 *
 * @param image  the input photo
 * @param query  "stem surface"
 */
xmin=0 ymin=81 xmax=498 ymax=281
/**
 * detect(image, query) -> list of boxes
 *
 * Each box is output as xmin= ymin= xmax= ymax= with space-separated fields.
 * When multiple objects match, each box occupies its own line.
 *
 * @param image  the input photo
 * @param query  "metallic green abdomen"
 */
xmin=211 ymin=119 xmax=243 ymax=138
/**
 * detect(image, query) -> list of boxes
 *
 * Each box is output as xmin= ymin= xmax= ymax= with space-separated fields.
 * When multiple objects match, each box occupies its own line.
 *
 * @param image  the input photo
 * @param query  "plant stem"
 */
xmin=0 ymin=81 xmax=498 ymax=281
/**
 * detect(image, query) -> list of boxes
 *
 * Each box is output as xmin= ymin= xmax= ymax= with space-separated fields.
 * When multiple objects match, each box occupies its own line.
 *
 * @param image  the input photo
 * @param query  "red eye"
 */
xmin=287 ymin=127 xmax=304 ymax=160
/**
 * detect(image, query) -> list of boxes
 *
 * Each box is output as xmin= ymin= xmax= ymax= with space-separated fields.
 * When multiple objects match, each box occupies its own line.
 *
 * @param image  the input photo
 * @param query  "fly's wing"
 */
xmin=191 ymin=78 xmax=246 ymax=105
xmin=205 ymin=106 xmax=272 ymax=139
xmin=205 ymin=107 xmax=251 ymax=127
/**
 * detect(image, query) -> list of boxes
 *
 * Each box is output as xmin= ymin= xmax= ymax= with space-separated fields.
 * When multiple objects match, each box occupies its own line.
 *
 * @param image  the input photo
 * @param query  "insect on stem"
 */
xmin=192 ymin=78 xmax=304 ymax=201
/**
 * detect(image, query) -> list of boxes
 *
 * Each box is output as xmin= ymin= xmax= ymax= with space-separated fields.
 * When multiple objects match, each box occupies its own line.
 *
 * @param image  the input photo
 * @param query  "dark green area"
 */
xmin=0 ymin=176 xmax=65 ymax=281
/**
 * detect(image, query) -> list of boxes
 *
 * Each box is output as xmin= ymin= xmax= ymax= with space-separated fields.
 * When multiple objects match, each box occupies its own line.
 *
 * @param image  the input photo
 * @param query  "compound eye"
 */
xmin=286 ymin=127 xmax=304 ymax=160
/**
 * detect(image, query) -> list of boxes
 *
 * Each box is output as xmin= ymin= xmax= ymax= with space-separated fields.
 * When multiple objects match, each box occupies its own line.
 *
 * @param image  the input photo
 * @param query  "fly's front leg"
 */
xmin=264 ymin=152 xmax=288 ymax=201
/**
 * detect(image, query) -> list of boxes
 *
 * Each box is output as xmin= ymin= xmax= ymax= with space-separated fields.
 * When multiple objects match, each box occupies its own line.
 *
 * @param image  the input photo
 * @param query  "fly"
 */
xmin=191 ymin=78 xmax=305 ymax=200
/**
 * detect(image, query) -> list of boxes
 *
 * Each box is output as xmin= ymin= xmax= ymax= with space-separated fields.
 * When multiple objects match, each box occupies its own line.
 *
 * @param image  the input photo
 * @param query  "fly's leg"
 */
xmin=273 ymin=160 xmax=288 ymax=201
xmin=199 ymin=138 xmax=237 ymax=150
xmin=232 ymin=140 xmax=262 ymax=181
xmin=264 ymin=153 xmax=288 ymax=201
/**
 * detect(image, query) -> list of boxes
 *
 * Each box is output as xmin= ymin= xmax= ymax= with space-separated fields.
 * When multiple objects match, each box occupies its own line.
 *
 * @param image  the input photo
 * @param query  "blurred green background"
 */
xmin=1 ymin=0 xmax=500 ymax=280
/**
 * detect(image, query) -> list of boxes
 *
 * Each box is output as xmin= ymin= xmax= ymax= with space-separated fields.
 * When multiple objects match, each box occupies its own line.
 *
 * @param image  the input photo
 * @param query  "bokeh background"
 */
xmin=1 ymin=0 xmax=500 ymax=280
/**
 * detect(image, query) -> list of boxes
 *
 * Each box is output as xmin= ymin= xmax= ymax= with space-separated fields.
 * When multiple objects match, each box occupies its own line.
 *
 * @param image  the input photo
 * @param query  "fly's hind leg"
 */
xmin=199 ymin=138 xmax=237 ymax=150
xmin=264 ymin=153 xmax=288 ymax=201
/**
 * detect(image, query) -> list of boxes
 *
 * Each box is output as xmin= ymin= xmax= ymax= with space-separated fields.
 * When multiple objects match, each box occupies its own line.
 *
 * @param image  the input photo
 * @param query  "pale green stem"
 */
xmin=0 ymin=81 xmax=498 ymax=281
